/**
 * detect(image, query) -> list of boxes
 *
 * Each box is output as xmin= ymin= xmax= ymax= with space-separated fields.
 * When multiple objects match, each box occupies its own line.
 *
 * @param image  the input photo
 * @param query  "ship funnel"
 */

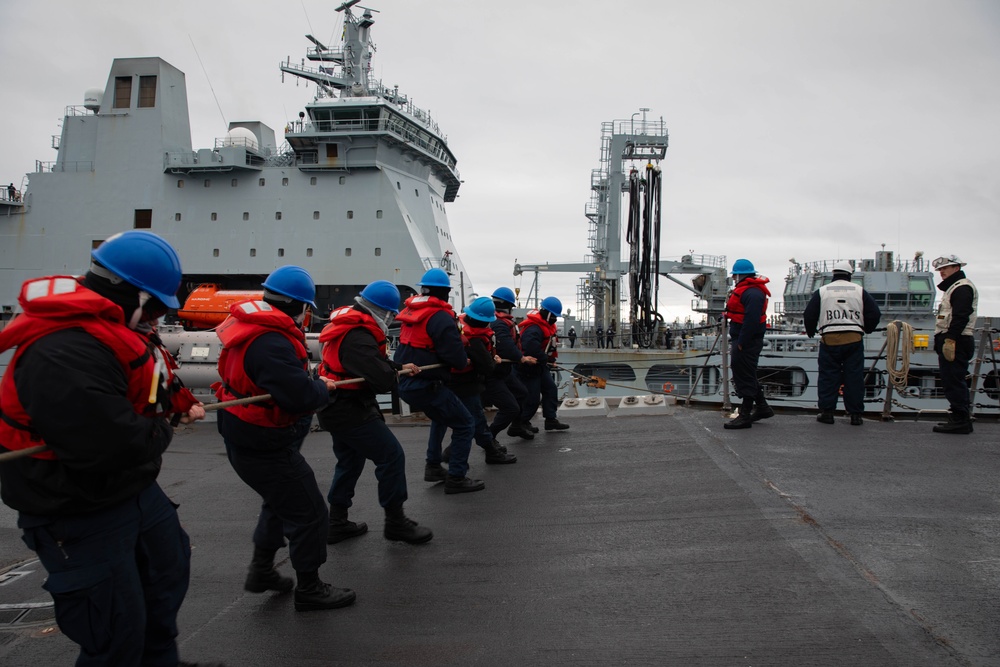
xmin=83 ymin=88 xmax=103 ymax=113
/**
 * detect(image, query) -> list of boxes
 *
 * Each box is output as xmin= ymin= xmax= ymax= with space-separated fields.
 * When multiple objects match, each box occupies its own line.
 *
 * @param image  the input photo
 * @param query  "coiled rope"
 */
xmin=885 ymin=321 xmax=914 ymax=390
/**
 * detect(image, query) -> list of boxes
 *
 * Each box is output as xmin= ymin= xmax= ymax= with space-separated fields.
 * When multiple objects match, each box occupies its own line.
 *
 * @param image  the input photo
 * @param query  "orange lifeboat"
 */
xmin=177 ymin=284 xmax=264 ymax=330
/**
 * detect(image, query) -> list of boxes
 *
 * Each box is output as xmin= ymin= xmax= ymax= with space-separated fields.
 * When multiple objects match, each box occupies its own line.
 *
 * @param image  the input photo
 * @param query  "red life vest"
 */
xmin=494 ymin=311 xmax=520 ymax=347
xmin=517 ymin=309 xmax=558 ymax=355
xmin=214 ymin=300 xmax=311 ymax=427
xmin=452 ymin=314 xmax=495 ymax=377
xmin=318 ymin=306 xmax=386 ymax=390
xmin=0 ymin=276 xmax=178 ymax=460
xmin=395 ymin=295 xmax=455 ymax=349
xmin=725 ymin=276 xmax=771 ymax=324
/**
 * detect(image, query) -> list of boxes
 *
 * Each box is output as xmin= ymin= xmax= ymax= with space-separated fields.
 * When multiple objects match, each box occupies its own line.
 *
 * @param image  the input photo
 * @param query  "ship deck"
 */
xmin=1 ymin=407 xmax=997 ymax=666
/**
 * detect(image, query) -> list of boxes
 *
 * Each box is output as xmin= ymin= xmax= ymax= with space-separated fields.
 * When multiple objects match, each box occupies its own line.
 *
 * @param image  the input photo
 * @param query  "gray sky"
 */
xmin=2 ymin=0 xmax=998 ymax=321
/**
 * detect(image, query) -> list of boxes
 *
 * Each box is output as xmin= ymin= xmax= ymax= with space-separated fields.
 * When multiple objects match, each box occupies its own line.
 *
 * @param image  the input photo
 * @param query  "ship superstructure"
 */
xmin=0 ymin=1 xmax=472 ymax=331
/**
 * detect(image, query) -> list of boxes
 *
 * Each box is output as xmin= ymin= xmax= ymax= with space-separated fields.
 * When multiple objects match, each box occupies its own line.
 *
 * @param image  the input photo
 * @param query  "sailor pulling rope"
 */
xmin=0 ymin=363 xmax=444 ymax=464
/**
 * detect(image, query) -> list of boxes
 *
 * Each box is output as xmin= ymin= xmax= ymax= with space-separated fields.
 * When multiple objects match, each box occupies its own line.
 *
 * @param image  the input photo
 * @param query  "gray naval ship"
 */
xmin=0 ymin=0 xmax=472 ymax=350
xmin=516 ymin=112 xmax=999 ymax=420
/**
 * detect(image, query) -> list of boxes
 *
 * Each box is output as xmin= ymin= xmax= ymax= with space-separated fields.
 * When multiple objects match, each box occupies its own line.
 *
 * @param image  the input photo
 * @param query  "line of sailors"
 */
xmin=0 ymin=233 xmax=574 ymax=665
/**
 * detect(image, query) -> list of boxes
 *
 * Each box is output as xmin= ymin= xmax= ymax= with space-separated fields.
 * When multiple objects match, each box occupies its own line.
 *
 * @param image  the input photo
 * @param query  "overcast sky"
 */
xmin=2 ymin=0 xmax=998 ymax=322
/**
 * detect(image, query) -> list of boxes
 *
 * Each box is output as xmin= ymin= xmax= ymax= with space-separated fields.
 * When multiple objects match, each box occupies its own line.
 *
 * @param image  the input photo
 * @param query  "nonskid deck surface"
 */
xmin=1 ymin=410 xmax=996 ymax=666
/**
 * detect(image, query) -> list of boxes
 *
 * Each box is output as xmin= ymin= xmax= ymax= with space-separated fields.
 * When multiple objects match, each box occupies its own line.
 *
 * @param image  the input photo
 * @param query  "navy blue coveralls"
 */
xmin=485 ymin=314 xmax=527 ymax=436
xmin=393 ymin=309 xmax=474 ymax=478
xmin=316 ymin=323 xmax=409 ymax=511
xmin=518 ymin=320 xmax=560 ymax=423
xmin=729 ymin=280 xmax=767 ymax=400
xmin=217 ymin=332 xmax=332 ymax=576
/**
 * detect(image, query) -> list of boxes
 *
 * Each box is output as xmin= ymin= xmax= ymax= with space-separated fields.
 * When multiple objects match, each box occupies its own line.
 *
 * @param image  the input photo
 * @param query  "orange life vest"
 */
xmin=0 ymin=276 xmax=178 ymax=460
xmin=396 ymin=295 xmax=455 ymax=349
xmin=214 ymin=300 xmax=310 ymax=427
xmin=725 ymin=276 xmax=771 ymax=324
xmin=452 ymin=314 xmax=495 ymax=377
xmin=318 ymin=306 xmax=386 ymax=390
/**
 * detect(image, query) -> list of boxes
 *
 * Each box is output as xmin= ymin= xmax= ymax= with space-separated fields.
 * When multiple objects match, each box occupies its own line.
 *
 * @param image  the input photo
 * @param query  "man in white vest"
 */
xmin=804 ymin=261 xmax=881 ymax=425
xmin=931 ymin=254 xmax=978 ymax=434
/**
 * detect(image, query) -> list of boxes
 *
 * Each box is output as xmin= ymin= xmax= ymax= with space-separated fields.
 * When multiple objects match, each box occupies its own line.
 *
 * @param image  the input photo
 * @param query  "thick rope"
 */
xmin=885 ymin=321 xmax=913 ymax=391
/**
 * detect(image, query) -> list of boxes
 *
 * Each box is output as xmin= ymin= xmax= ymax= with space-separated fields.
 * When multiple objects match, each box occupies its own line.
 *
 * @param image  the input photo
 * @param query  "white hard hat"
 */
xmin=833 ymin=260 xmax=854 ymax=274
xmin=932 ymin=255 xmax=965 ymax=270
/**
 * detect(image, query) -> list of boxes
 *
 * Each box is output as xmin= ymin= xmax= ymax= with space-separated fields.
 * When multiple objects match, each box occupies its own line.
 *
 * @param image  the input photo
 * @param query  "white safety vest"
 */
xmin=817 ymin=281 xmax=865 ymax=334
xmin=935 ymin=278 xmax=977 ymax=336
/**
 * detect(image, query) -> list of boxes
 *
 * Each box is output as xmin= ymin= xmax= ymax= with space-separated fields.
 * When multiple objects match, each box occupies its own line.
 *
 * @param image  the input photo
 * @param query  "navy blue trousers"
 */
xmin=730 ymin=336 xmax=764 ymax=399
xmin=223 ymin=435 xmax=328 ymax=574
xmin=19 ymin=483 xmax=190 ymax=667
xmin=518 ymin=367 xmax=560 ymax=422
xmin=817 ymin=340 xmax=865 ymax=414
xmin=484 ymin=375 xmax=524 ymax=435
xmin=327 ymin=417 xmax=408 ymax=510
xmin=429 ymin=392 xmax=494 ymax=463
xmin=400 ymin=380 xmax=474 ymax=478
xmin=936 ymin=333 xmax=975 ymax=413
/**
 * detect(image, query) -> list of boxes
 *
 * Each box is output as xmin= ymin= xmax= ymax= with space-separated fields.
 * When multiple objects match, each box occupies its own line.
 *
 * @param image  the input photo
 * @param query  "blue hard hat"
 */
xmin=491 ymin=286 xmax=516 ymax=306
xmin=540 ymin=296 xmax=562 ymax=318
xmin=463 ymin=296 xmax=496 ymax=323
xmin=262 ymin=265 xmax=317 ymax=308
xmin=360 ymin=280 xmax=401 ymax=314
xmin=417 ymin=268 xmax=451 ymax=288
xmin=731 ymin=258 xmax=756 ymax=275
xmin=91 ymin=230 xmax=183 ymax=309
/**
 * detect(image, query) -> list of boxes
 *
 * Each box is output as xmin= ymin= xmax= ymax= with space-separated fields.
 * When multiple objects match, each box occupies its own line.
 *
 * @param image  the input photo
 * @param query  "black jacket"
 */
xmin=1 ymin=329 xmax=173 ymax=516
xmin=446 ymin=337 xmax=496 ymax=397
xmin=217 ymin=331 xmax=330 ymax=450
xmin=317 ymin=326 xmax=401 ymax=430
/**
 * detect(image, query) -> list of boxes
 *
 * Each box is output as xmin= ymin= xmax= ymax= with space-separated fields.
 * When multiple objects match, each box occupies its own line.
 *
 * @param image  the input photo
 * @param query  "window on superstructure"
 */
xmin=307 ymin=248 xmax=314 ymax=257
xmin=114 ymin=77 xmax=132 ymax=109
xmin=375 ymin=248 xmax=381 ymax=256
xmin=345 ymin=248 xmax=352 ymax=257
xmin=310 ymin=177 xmax=317 ymax=185
xmin=275 ymin=212 xmax=282 ymax=220
xmin=204 ymin=180 xmax=211 ymax=188
xmin=278 ymin=248 xmax=285 ymax=257
xmin=397 ymin=182 xmax=401 ymax=190
xmin=259 ymin=178 xmax=265 ymax=187
xmin=91 ymin=240 xmax=103 ymax=250
xmin=232 ymin=179 xmax=238 ymax=187
xmin=282 ymin=178 xmax=288 ymax=186
xmin=347 ymin=211 xmax=354 ymax=219
xmin=327 ymin=145 xmax=338 ymax=159
xmin=211 ymin=212 xmax=217 ymax=221
xmin=177 ymin=180 xmax=184 ymax=188
xmin=175 ymin=213 xmax=181 ymax=221
xmin=339 ymin=176 xmax=346 ymax=185
xmin=250 ymin=249 xmax=256 ymax=257
xmin=415 ymin=189 xmax=419 ymax=197
xmin=134 ymin=209 xmax=152 ymax=229
xmin=243 ymin=212 xmax=249 ymax=221
xmin=376 ymin=210 xmax=383 ymax=219
xmin=138 ymin=76 xmax=156 ymax=108
xmin=887 ymin=293 xmax=908 ymax=307
xmin=313 ymin=211 xmax=320 ymax=220
xmin=213 ymin=249 xmax=219 ymax=257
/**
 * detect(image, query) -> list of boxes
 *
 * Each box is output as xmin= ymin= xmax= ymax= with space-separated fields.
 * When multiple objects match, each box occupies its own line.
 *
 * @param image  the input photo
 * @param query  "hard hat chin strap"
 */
xmin=127 ymin=291 xmax=152 ymax=330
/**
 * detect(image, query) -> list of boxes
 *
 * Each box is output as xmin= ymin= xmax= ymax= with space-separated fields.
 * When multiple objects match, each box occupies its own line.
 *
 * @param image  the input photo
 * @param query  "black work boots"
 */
xmin=424 ymin=462 xmax=447 ymax=482
xmin=293 ymin=576 xmax=356 ymax=612
xmin=484 ymin=439 xmax=517 ymax=464
xmin=544 ymin=418 xmax=570 ymax=431
xmin=244 ymin=546 xmax=293 ymax=594
xmin=327 ymin=505 xmax=368 ymax=544
xmin=724 ymin=398 xmax=755 ymax=429
xmin=384 ymin=504 xmax=433 ymax=544
xmin=506 ymin=422 xmax=535 ymax=440
xmin=444 ymin=475 xmax=485 ymax=494
xmin=933 ymin=411 xmax=974 ymax=434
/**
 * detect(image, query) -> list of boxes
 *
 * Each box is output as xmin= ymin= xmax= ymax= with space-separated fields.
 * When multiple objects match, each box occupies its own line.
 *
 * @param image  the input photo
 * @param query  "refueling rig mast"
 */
xmin=514 ymin=109 xmax=729 ymax=347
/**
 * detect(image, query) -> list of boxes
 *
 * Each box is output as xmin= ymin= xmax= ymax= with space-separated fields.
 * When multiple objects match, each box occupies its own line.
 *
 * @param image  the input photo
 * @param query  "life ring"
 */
xmin=661 ymin=382 xmax=674 ymax=394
